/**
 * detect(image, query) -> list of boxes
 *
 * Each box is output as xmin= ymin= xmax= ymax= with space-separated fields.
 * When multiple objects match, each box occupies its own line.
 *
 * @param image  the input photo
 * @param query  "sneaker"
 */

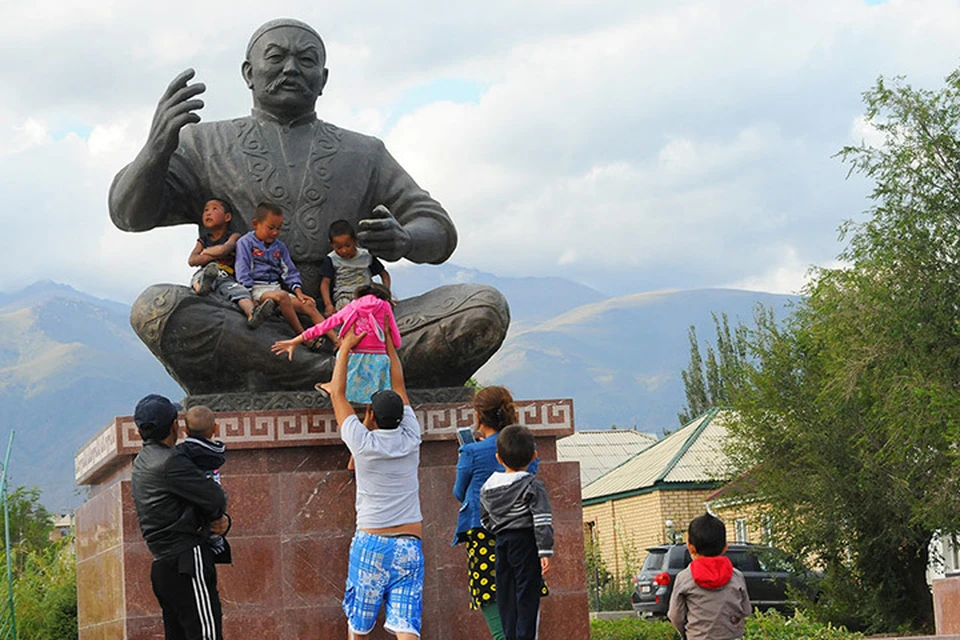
xmin=196 ymin=263 xmax=219 ymax=296
xmin=305 ymin=337 xmax=335 ymax=354
xmin=318 ymin=337 xmax=337 ymax=354
xmin=247 ymin=299 xmax=276 ymax=329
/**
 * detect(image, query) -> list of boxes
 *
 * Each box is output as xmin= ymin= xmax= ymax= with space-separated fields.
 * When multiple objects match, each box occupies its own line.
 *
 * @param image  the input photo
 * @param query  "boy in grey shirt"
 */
xmin=480 ymin=425 xmax=553 ymax=640
xmin=668 ymin=513 xmax=752 ymax=640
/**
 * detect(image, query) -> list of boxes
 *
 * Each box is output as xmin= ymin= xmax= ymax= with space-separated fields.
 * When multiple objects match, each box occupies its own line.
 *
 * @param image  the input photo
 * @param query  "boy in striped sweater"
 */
xmin=480 ymin=425 xmax=553 ymax=640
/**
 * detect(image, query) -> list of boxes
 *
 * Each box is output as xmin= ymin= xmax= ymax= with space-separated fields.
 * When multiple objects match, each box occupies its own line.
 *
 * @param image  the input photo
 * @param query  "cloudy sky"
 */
xmin=1 ymin=0 xmax=958 ymax=302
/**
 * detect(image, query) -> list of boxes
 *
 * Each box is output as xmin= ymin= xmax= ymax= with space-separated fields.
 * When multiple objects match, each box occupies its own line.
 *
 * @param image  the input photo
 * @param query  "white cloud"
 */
xmin=726 ymin=247 xmax=847 ymax=295
xmin=0 ymin=0 xmax=958 ymax=301
xmin=0 ymin=118 xmax=51 ymax=157
xmin=849 ymin=114 xmax=885 ymax=149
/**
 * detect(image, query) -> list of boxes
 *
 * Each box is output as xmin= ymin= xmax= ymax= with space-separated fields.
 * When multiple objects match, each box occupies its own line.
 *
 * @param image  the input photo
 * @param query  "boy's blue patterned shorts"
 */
xmin=343 ymin=530 xmax=424 ymax=637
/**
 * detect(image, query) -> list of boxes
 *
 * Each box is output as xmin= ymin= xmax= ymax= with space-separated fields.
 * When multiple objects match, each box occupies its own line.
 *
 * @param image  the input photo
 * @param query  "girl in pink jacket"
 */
xmin=271 ymin=284 xmax=401 ymax=403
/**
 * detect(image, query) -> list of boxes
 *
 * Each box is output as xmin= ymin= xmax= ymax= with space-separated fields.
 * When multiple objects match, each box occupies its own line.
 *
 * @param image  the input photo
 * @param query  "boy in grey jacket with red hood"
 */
xmin=668 ymin=513 xmax=752 ymax=640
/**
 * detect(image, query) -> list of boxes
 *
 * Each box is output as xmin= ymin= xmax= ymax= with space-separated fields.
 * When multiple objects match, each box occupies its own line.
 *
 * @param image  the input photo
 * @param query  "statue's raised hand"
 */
xmin=357 ymin=205 xmax=412 ymax=262
xmin=148 ymin=69 xmax=206 ymax=157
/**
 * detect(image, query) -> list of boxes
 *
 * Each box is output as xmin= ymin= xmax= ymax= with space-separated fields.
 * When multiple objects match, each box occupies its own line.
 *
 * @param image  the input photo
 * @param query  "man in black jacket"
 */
xmin=131 ymin=394 xmax=229 ymax=640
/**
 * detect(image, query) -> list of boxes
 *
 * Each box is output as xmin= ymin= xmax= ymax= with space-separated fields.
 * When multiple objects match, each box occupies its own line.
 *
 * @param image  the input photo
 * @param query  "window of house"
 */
xmin=734 ymin=518 xmax=748 ymax=543
xmin=948 ymin=533 xmax=960 ymax=577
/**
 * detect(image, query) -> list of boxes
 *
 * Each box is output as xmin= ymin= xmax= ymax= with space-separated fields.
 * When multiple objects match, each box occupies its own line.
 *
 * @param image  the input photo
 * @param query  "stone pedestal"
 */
xmin=934 ymin=576 xmax=960 ymax=634
xmin=75 ymin=399 xmax=590 ymax=639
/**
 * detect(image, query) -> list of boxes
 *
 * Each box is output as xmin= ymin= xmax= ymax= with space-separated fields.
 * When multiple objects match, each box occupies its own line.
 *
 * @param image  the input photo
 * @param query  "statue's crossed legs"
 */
xmin=131 ymin=283 xmax=510 ymax=394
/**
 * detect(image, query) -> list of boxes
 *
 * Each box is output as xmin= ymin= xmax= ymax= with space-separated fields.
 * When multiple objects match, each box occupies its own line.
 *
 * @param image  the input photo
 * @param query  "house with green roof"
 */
xmin=557 ymin=428 xmax=658 ymax=487
xmin=581 ymin=409 xmax=736 ymax=579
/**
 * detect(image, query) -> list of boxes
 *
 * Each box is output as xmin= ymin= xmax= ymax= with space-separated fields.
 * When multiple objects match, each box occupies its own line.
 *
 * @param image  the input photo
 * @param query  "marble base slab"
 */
xmin=75 ymin=400 xmax=590 ymax=639
xmin=934 ymin=576 xmax=960 ymax=634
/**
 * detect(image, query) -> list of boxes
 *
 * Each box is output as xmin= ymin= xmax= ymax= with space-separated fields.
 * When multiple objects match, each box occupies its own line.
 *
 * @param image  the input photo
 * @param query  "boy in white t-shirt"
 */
xmin=329 ymin=327 xmax=422 ymax=640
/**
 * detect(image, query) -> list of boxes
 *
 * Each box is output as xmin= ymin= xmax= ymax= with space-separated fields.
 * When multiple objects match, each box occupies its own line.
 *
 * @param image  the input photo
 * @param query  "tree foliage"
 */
xmin=678 ymin=313 xmax=749 ymax=424
xmin=5 ymin=487 xmax=53 ymax=555
xmin=722 ymin=70 xmax=960 ymax=634
xmin=10 ymin=540 xmax=77 ymax=640
xmin=0 ymin=486 xmax=75 ymax=639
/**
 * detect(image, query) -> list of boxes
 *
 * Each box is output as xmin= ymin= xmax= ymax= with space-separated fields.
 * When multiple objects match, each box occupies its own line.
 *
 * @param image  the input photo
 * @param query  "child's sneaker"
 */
xmin=196 ymin=263 xmax=220 ymax=296
xmin=247 ymin=299 xmax=276 ymax=329
xmin=306 ymin=337 xmax=335 ymax=354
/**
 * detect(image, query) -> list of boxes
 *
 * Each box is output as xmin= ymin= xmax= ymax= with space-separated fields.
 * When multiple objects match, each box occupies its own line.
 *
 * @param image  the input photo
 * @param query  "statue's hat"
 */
xmin=247 ymin=19 xmax=324 ymax=59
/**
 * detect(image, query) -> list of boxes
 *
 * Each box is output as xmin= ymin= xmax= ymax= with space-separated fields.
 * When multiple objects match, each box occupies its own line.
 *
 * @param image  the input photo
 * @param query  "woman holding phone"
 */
xmin=452 ymin=386 xmax=540 ymax=640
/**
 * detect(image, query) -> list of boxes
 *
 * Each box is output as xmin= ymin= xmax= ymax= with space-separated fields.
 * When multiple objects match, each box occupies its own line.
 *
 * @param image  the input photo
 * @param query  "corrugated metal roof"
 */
xmin=557 ymin=429 xmax=658 ymax=487
xmin=581 ymin=409 xmax=736 ymax=502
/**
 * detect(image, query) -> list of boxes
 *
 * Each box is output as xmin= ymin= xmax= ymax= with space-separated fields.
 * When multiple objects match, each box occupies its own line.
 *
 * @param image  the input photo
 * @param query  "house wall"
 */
xmin=583 ymin=492 xmax=661 ymax=580
xmin=710 ymin=501 xmax=769 ymax=545
xmin=582 ymin=488 xmax=718 ymax=580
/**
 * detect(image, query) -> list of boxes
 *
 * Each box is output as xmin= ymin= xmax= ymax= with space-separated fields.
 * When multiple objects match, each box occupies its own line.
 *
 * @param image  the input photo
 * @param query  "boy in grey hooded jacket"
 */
xmin=668 ymin=514 xmax=752 ymax=640
xmin=480 ymin=425 xmax=553 ymax=640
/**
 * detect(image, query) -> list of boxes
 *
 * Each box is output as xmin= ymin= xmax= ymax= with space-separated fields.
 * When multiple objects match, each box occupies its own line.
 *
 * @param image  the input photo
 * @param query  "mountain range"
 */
xmin=0 ymin=271 xmax=796 ymax=510
xmin=0 ymin=281 xmax=181 ymax=510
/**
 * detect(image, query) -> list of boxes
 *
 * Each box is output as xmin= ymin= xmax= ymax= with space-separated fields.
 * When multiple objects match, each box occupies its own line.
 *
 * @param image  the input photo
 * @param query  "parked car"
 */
xmin=630 ymin=543 xmax=804 ymax=618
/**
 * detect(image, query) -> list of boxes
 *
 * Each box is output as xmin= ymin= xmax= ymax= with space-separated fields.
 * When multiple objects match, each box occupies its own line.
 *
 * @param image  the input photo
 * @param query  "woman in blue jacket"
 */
xmin=453 ymin=386 xmax=540 ymax=640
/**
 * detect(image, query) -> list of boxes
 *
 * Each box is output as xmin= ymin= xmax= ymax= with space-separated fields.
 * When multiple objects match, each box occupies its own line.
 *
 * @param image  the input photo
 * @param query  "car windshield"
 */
xmin=641 ymin=551 xmax=667 ymax=572
xmin=669 ymin=547 xmax=692 ymax=569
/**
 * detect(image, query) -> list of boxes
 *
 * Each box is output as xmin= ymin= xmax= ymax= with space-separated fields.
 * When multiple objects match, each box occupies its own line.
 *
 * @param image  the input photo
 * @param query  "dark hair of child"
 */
xmin=496 ymin=425 xmax=536 ymax=470
xmin=687 ymin=513 xmax=727 ymax=556
xmin=354 ymin=283 xmax=392 ymax=303
xmin=328 ymin=219 xmax=356 ymax=240
xmin=473 ymin=386 xmax=518 ymax=432
xmin=254 ymin=202 xmax=283 ymax=222
xmin=207 ymin=198 xmax=234 ymax=215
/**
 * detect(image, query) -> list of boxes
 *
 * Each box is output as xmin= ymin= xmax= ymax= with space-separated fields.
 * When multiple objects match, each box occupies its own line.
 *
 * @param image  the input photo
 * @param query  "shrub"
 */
xmin=589 ymin=610 xmax=863 ymax=640
xmin=585 ymin=531 xmax=641 ymax=611
xmin=9 ymin=538 xmax=77 ymax=640
xmin=746 ymin=610 xmax=863 ymax=639
xmin=590 ymin=616 xmax=679 ymax=640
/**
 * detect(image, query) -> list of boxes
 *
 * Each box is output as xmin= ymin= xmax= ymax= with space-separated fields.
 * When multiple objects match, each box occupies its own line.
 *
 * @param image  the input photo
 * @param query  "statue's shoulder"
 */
xmin=320 ymin=122 xmax=387 ymax=153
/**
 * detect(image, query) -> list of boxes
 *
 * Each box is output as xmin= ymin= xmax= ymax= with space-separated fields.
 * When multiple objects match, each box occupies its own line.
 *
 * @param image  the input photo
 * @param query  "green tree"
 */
xmin=725 ymin=70 xmax=960 ymax=633
xmin=5 ymin=487 xmax=53 ymax=553
xmin=0 ymin=486 xmax=76 ymax=638
xmin=678 ymin=313 xmax=749 ymax=424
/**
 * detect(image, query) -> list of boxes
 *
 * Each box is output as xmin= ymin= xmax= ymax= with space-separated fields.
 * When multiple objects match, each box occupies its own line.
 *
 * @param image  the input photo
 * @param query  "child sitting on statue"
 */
xmin=320 ymin=217 xmax=391 ymax=316
xmin=188 ymin=198 xmax=271 ymax=328
xmin=178 ymin=406 xmax=232 ymax=563
xmin=235 ymin=202 xmax=327 ymax=341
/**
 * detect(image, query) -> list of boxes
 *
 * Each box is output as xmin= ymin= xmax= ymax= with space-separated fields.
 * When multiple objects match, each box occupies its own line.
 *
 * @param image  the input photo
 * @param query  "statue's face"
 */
xmin=243 ymin=26 xmax=328 ymax=120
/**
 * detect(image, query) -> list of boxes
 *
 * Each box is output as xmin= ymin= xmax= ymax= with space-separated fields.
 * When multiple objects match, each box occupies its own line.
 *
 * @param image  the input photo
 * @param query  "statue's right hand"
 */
xmin=147 ymin=68 xmax=206 ymax=157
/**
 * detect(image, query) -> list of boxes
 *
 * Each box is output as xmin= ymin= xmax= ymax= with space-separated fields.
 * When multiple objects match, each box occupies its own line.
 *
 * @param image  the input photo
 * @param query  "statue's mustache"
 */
xmin=266 ymin=77 xmax=307 ymax=95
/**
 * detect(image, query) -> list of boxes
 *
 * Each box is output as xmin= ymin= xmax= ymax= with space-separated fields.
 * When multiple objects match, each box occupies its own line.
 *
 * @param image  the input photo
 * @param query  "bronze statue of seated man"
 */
xmin=110 ymin=19 xmax=509 ymax=394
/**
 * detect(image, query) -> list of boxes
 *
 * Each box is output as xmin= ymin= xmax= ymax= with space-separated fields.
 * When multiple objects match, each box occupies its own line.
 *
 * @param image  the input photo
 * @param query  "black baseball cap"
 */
xmin=370 ymin=390 xmax=404 ymax=430
xmin=134 ymin=394 xmax=182 ymax=441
